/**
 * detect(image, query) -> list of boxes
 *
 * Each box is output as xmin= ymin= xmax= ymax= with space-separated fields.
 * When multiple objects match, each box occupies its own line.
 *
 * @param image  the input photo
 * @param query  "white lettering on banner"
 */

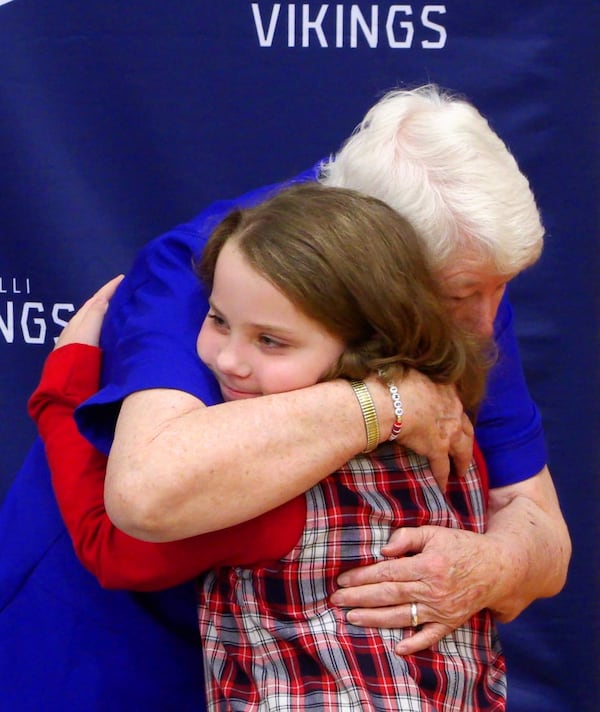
xmin=251 ymin=4 xmax=447 ymax=49
xmin=0 ymin=275 xmax=77 ymax=344
xmin=252 ymin=2 xmax=281 ymax=45
xmin=0 ymin=295 xmax=74 ymax=345
xmin=387 ymin=5 xmax=413 ymax=48
xmin=302 ymin=4 xmax=327 ymax=47
xmin=0 ymin=277 xmax=31 ymax=295
xmin=21 ymin=303 xmax=46 ymax=345
xmin=421 ymin=5 xmax=446 ymax=48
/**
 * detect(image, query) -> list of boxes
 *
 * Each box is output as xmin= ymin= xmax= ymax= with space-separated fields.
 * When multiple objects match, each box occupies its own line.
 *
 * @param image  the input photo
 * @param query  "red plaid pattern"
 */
xmin=200 ymin=443 xmax=506 ymax=711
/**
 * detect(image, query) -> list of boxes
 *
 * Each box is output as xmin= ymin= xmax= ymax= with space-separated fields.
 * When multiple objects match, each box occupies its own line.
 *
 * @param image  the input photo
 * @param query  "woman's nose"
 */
xmin=472 ymin=296 xmax=499 ymax=338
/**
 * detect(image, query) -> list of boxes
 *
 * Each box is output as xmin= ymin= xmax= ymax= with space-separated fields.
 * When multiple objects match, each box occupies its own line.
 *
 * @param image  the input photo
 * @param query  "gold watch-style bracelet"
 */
xmin=350 ymin=379 xmax=380 ymax=453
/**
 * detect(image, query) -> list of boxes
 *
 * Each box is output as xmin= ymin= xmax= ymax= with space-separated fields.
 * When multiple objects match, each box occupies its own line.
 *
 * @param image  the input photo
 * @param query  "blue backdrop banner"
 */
xmin=1 ymin=2 xmax=598 ymax=710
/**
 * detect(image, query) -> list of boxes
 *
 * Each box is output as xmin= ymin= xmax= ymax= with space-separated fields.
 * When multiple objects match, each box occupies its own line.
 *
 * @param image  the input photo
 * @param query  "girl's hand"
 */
xmin=55 ymin=275 xmax=124 ymax=350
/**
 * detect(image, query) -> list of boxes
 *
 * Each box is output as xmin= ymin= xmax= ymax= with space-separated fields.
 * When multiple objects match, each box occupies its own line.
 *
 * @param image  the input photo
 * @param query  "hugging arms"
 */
xmin=33 ymin=86 xmax=570 ymax=659
xmin=36 ymin=206 xmax=567 ymax=656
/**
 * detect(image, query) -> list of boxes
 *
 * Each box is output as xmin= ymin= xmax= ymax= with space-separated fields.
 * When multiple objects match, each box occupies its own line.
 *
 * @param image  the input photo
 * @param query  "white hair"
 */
xmin=319 ymin=85 xmax=544 ymax=274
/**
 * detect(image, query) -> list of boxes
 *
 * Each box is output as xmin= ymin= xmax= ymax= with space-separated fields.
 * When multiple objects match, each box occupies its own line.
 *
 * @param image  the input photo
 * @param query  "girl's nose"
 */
xmin=215 ymin=340 xmax=251 ymax=378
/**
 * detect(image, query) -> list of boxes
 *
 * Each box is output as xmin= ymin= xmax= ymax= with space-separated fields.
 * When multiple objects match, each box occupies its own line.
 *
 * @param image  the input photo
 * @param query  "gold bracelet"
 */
xmin=350 ymin=380 xmax=380 ymax=453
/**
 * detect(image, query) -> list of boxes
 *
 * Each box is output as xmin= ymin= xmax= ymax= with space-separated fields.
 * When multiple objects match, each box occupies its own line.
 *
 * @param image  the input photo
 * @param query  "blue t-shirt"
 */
xmin=78 ymin=167 xmax=547 ymax=487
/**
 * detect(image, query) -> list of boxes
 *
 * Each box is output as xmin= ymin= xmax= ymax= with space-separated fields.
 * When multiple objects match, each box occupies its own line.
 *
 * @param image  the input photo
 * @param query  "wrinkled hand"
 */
xmin=330 ymin=525 xmax=496 ymax=655
xmin=55 ymin=275 xmax=124 ymax=350
xmin=393 ymin=370 xmax=474 ymax=489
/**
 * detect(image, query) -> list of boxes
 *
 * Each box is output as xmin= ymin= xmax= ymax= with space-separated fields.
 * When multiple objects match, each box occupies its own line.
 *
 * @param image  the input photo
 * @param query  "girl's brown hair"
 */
xmin=197 ymin=182 xmax=491 ymax=412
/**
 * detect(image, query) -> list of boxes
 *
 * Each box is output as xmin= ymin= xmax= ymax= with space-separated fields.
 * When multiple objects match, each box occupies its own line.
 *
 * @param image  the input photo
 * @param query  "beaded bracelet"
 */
xmin=350 ymin=380 xmax=380 ymax=452
xmin=378 ymin=370 xmax=404 ymax=440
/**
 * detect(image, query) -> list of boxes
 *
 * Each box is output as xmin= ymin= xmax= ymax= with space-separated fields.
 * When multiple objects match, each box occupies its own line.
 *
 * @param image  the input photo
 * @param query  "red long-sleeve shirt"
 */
xmin=28 ymin=343 xmax=305 ymax=591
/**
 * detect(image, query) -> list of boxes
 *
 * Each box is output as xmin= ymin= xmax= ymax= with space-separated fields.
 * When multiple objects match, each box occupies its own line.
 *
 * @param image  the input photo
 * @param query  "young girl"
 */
xmin=30 ymin=183 xmax=504 ymax=710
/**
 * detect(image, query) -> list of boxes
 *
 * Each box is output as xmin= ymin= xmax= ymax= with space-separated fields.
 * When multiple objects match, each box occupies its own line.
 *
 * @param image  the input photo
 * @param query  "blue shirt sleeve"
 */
xmin=474 ymin=290 xmax=547 ymax=488
xmin=76 ymin=167 xmax=319 ymax=454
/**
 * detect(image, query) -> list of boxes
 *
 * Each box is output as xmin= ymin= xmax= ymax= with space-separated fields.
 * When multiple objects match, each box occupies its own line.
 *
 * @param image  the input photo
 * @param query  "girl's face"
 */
xmin=196 ymin=241 xmax=345 ymax=401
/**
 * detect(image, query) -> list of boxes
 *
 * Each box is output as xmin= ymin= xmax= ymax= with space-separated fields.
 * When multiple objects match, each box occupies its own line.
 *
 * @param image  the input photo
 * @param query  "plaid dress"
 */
xmin=199 ymin=443 xmax=506 ymax=711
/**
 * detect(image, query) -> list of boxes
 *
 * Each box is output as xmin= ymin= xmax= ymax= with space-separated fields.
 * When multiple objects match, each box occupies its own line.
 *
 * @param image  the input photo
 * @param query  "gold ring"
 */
xmin=410 ymin=602 xmax=419 ymax=627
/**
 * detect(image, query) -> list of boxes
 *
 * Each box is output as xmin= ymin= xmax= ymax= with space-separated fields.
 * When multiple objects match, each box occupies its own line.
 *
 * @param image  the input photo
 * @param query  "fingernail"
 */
xmin=337 ymin=574 xmax=349 ymax=586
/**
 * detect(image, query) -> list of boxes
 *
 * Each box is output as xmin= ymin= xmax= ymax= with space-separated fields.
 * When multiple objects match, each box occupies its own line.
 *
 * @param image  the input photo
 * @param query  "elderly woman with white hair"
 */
xmin=2 ymin=85 xmax=570 ymax=710
xmin=96 ymin=87 xmax=567 ymax=642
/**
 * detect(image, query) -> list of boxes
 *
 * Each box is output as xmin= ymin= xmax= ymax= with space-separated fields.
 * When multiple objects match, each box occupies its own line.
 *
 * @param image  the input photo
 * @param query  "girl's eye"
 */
xmin=207 ymin=312 xmax=227 ymax=329
xmin=259 ymin=334 xmax=286 ymax=349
